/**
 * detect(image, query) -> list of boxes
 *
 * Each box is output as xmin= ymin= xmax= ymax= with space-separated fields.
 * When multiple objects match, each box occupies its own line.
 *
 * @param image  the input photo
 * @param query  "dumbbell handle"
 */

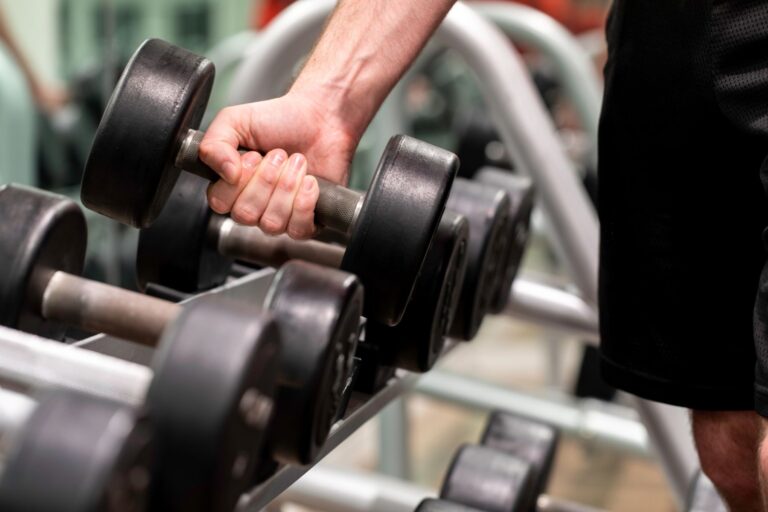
xmin=36 ymin=271 xmax=181 ymax=347
xmin=177 ymin=130 xmax=364 ymax=237
xmin=211 ymin=216 xmax=345 ymax=269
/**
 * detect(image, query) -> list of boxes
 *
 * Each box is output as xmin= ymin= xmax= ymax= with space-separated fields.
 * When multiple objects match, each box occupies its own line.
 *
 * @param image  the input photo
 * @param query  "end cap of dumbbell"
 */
xmin=481 ymin=411 xmax=559 ymax=502
xmin=365 ymin=211 xmax=469 ymax=372
xmin=82 ymin=38 xmax=215 ymax=228
xmin=475 ymin=168 xmax=535 ymax=313
xmin=146 ymin=298 xmax=280 ymax=511
xmin=0 ymin=185 xmax=86 ymax=339
xmin=441 ymin=444 xmax=534 ymax=512
xmin=264 ymin=261 xmax=363 ymax=465
xmin=342 ymin=135 xmax=459 ymax=326
xmin=0 ymin=389 xmax=153 ymax=512
xmin=447 ymin=179 xmax=511 ymax=340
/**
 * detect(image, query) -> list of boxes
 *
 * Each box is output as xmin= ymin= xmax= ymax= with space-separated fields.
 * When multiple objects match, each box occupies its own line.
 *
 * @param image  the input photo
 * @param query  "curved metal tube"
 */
xmin=229 ymin=0 xmax=599 ymax=305
xmin=507 ymin=278 xmax=599 ymax=343
xmin=475 ymin=1 xmax=603 ymax=164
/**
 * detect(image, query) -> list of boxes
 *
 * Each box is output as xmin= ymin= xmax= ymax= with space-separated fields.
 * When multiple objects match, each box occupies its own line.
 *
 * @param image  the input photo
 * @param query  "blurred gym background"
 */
xmin=0 ymin=1 xmax=675 ymax=510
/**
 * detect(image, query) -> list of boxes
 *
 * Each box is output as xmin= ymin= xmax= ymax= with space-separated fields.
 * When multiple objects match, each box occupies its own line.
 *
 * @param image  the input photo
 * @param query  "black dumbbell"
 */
xmin=0 ymin=294 xmax=279 ymax=512
xmin=81 ymin=38 xmax=457 ymax=327
xmin=481 ymin=412 xmax=560 ymax=512
xmin=441 ymin=444 xmax=534 ymax=512
xmin=475 ymin=168 xmax=535 ymax=312
xmin=0 ymin=388 xmax=153 ymax=512
xmin=138 ymin=172 xmax=470 ymax=372
xmin=0 ymin=184 xmax=362 ymax=507
xmin=364 ymin=211 xmax=469 ymax=372
xmin=445 ymin=178 xmax=511 ymax=340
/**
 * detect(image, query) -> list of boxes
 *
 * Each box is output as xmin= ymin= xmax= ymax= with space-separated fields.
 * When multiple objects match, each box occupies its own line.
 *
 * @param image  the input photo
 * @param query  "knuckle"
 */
xmin=231 ymin=206 xmax=260 ymax=226
xmin=287 ymin=225 xmax=311 ymax=240
xmin=278 ymin=173 xmax=297 ymax=192
xmin=257 ymin=166 xmax=279 ymax=187
xmin=294 ymin=193 xmax=316 ymax=213
xmin=260 ymin=216 xmax=284 ymax=235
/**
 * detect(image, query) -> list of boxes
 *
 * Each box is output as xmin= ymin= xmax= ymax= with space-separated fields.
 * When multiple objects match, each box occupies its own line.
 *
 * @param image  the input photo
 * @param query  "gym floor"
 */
xmin=305 ymin=234 xmax=678 ymax=512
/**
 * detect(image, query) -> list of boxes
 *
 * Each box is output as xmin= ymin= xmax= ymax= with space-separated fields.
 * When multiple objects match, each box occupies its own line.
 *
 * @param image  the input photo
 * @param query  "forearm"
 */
xmin=290 ymin=0 xmax=456 ymax=140
xmin=0 ymin=11 xmax=41 ymax=95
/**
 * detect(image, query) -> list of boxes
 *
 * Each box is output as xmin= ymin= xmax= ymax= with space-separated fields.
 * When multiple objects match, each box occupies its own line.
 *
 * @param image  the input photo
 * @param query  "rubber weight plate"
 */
xmin=0 ymin=185 xmax=86 ymax=340
xmin=82 ymin=38 xmax=214 ymax=228
xmin=342 ymin=135 xmax=458 ymax=326
xmin=365 ymin=212 xmax=469 ymax=372
xmin=0 ymin=389 xmax=153 ymax=512
xmin=264 ymin=261 xmax=363 ymax=465
xmin=137 ymin=172 xmax=231 ymax=292
xmin=481 ymin=411 xmax=559 ymax=511
xmin=441 ymin=444 xmax=533 ymax=512
xmin=415 ymin=499 xmax=485 ymax=512
xmin=475 ymin=168 xmax=535 ymax=313
xmin=446 ymin=179 xmax=510 ymax=340
xmin=146 ymin=298 xmax=280 ymax=512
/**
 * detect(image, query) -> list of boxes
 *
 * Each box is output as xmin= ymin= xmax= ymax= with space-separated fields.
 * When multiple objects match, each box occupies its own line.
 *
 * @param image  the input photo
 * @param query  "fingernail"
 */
xmin=288 ymin=153 xmax=306 ymax=174
xmin=302 ymin=176 xmax=315 ymax=192
xmin=268 ymin=149 xmax=287 ymax=166
xmin=222 ymin=162 xmax=238 ymax=184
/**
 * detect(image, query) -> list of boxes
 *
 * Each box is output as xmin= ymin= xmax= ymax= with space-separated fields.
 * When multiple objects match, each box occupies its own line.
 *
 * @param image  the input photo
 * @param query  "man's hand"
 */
xmin=200 ymin=0 xmax=456 ymax=240
xmin=199 ymin=91 xmax=358 ymax=239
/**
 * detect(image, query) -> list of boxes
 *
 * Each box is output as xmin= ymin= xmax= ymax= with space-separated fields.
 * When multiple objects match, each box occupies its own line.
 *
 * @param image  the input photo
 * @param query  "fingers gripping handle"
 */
xmin=177 ymin=129 xmax=364 ymax=235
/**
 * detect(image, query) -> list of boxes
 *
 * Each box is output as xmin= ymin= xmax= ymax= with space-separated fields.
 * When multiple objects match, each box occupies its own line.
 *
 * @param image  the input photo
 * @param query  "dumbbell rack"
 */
xmin=74 ymin=267 xmax=423 ymax=510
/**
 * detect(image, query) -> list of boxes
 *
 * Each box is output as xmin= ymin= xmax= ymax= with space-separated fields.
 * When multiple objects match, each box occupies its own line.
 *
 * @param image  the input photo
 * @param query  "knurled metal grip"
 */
xmin=314 ymin=178 xmax=364 ymax=236
xmin=177 ymin=129 xmax=364 ymax=236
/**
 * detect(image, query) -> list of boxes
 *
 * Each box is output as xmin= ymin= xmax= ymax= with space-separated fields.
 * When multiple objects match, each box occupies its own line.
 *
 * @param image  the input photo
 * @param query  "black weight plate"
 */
xmin=343 ymin=135 xmax=458 ymax=326
xmin=365 ymin=212 xmax=469 ymax=372
xmin=475 ymin=169 xmax=535 ymax=313
xmin=446 ymin=179 xmax=510 ymax=340
xmin=0 ymin=185 xmax=86 ymax=340
xmin=0 ymin=389 xmax=153 ymax=512
xmin=481 ymin=411 xmax=559 ymax=510
xmin=146 ymin=298 xmax=280 ymax=512
xmin=416 ymin=499 xmax=485 ymax=512
xmin=137 ymin=172 xmax=232 ymax=292
xmin=441 ymin=444 xmax=533 ymax=512
xmin=82 ymin=38 xmax=214 ymax=228
xmin=264 ymin=261 xmax=363 ymax=464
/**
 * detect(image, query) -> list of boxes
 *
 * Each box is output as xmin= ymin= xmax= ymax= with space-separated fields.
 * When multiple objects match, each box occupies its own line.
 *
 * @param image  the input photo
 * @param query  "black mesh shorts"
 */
xmin=598 ymin=0 xmax=768 ymax=414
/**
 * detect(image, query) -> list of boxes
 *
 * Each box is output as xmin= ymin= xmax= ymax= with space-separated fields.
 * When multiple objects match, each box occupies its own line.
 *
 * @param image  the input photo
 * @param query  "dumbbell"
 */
xmin=481 ymin=412 xmax=560 ymax=512
xmin=441 ymin=444 xmax=534 ymax=512
xmin=80 ymin=38 xmax=457 ymax=327
xmin=445 ymin=178 xmax=511 ymax=340
xmin=0 ymin=299 xmax=277 ymax=512
xmin=138 ymin=172 xmax=470 ymax=372
xmin=0 ymin=185 xmax=363 ymax=505
xmin=475 ymin=168 xmax=535 ymax=313
xmin=0 ymin=388 xmax=153 ymax=512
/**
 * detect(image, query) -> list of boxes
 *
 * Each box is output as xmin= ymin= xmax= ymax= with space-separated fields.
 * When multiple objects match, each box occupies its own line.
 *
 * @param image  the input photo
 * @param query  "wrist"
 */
xmin=289 ymin=69 xmax=379 ymax=145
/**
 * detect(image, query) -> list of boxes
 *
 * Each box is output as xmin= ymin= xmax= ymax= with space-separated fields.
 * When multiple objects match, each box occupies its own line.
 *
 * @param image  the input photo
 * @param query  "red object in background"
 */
xmin=254 ymin=0 xmax=605 ymax=33
xmin=255 ymin=0 xmax=294 ymax=29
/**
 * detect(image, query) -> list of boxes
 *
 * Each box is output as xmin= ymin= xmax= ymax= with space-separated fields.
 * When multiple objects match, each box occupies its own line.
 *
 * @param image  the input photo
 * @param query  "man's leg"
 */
xmin=692 ymin=410 xmax=762 ymax=511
